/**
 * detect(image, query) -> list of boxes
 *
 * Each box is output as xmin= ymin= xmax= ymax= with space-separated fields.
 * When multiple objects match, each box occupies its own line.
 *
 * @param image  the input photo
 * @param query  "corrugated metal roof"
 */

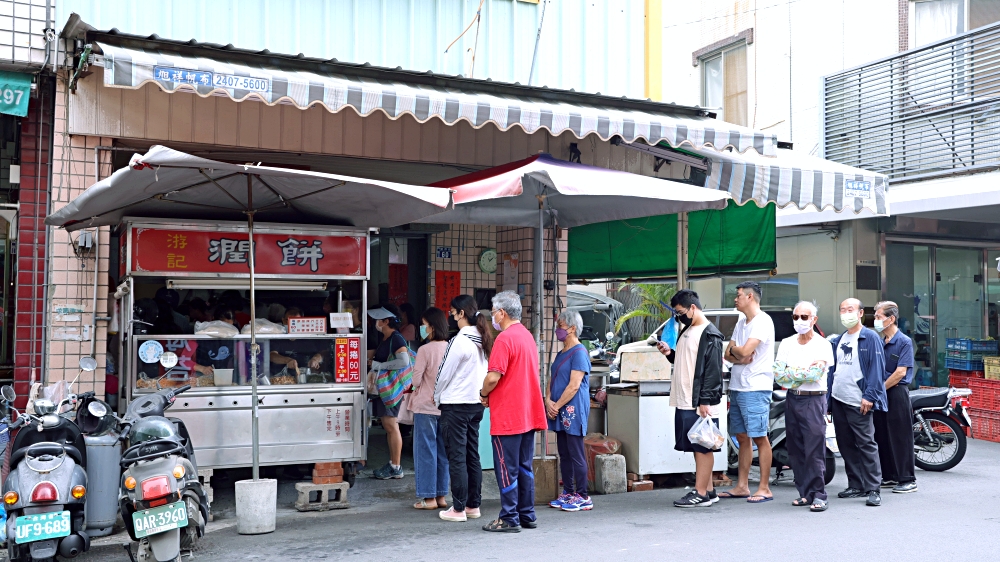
xmin=57 ymin=0 xmax=646 ymax=99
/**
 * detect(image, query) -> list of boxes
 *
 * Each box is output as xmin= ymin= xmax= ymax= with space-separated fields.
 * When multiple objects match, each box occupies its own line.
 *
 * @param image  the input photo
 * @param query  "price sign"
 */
xmin=334 ymin=337 xmax=362 ymax=383
xmin=0 ymin=71 xmax=31 ymax=117
xmin=288 ymin=317 xmax=326 ymax=334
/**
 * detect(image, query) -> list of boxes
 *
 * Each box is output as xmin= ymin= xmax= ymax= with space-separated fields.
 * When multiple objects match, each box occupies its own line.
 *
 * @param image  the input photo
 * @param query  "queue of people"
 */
xmin=652 ymin=287 xmax=916 ymax=510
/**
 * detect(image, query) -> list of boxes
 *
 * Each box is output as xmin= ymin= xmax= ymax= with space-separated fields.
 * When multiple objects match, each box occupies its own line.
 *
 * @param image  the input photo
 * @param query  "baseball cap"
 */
xmin=366 ymin=307 xmax=397 ymax=320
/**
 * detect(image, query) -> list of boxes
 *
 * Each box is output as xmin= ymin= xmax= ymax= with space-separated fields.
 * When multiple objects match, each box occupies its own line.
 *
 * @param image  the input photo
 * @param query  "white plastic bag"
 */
xmin=687 ymin=415 xmax=724 ymax=450
xmin=194 ymin=320 xmax=240 ymax=337
xmin=240 ymin=318 xmax=286 ymax=335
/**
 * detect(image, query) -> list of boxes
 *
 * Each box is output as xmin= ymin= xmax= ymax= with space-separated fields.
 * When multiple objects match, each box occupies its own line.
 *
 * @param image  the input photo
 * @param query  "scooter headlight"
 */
xmin=124 ymin=476 xmax=136 ymax=490
xmin=4 ymin=491 xmax=17 ymax=504
xmin=172 ymin=465 xmax=186 ymax=479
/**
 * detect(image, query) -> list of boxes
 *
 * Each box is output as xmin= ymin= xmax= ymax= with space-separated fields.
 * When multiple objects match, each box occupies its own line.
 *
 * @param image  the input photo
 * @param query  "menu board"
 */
xmin=434 ymin=270 xmax=461 ymax=310
xmin=288 ymin=317 xmax=326 ymax=334
xmin=334 ymin=337 xmax=362 ymax=383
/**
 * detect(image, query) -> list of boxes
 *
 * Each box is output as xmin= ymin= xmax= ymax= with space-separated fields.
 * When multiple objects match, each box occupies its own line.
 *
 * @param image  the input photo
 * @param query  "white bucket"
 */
xmin=213 ymin=368 xmax=234 ymax=386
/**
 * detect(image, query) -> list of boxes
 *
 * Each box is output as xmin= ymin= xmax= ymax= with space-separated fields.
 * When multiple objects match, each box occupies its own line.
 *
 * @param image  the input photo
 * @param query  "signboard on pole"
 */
xmin=0 ymin=71 xmax=31 ymax=117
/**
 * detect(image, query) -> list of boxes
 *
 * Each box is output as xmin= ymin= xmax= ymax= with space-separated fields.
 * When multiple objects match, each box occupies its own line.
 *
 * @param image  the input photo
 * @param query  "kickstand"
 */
xmin=123 ymin=543 xmax=138 ymax=562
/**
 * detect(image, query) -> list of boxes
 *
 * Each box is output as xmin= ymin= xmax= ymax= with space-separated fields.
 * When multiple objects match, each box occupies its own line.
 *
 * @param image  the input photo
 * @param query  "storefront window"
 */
xmin=722 ymin=274 xmax=799 ymax=308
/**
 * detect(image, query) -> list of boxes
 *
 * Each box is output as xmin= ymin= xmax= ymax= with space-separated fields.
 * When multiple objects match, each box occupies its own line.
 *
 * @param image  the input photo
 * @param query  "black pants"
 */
xmin=874 ymin=385 xmax=916 ymax=484
xmin=439 ymin=403 xmax=485 ymax=511
xmin=556 ymin=431 xmax=588 ymax=497
xmin=785 ymin=393 xmax=828 ymax=502
xmin=831 ymin=398 xmax=882 ymax=493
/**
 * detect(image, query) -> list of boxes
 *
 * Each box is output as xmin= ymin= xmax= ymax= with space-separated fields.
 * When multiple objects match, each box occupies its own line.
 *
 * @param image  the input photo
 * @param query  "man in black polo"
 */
xmin=873 ymin=301 xmax=917 ymax=494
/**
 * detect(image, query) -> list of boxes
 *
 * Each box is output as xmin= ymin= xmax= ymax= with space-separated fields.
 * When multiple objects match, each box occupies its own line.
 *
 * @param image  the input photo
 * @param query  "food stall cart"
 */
xmin=116 ymin=218 xmax=369 ymax=469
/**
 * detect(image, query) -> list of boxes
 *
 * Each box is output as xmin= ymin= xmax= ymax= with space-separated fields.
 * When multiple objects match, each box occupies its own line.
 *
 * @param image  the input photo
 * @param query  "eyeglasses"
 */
xmin=791 ymin=314 xmax=812 ymax=321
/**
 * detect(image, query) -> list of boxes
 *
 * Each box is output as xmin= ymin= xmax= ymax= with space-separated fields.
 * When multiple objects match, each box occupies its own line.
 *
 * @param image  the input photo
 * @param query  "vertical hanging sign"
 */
xmin=434 ymin=270 xmax=462 ymax=309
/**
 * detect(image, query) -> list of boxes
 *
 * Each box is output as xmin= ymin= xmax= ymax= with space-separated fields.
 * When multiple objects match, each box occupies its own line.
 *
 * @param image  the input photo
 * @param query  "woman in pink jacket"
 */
xmin=410 ymin=307 xmax=451 ymax=510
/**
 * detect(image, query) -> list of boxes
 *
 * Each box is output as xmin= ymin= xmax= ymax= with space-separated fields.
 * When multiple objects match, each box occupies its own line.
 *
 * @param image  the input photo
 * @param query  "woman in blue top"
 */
xmin=545 ymin=310 xmax=592 ymax=512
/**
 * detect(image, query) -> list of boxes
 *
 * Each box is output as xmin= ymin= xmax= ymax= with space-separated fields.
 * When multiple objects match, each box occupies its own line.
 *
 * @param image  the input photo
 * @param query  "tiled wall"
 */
xmin=428 ymin=224 xmax=497 ymax=309
xmin=0 ymin=0 xmax=50 ymax=68
xmin=43 ymin=76 xmax=112 ymax=392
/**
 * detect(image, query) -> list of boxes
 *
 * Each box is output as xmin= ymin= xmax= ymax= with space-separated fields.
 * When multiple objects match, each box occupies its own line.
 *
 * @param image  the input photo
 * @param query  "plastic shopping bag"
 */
xmin=660 ymin=317 xmax=679 ymax=349
xmin=687 ymin=415 xmax=724 ymax=450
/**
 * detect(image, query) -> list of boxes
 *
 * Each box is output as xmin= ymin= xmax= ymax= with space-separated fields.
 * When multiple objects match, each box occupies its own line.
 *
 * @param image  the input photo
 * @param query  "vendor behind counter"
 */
xmin=269 ymin=307 xmax=325 ymax=381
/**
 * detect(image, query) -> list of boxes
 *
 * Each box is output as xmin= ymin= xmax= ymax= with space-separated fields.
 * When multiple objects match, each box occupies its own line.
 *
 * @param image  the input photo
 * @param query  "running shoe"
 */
xmin=549 ymin=492 xmax=574 ymax=509
xmin=673 ymin=491 xmax=713 ymax=508
xmin=373 ymin=463 xmax=404 ymax=480
xmin=560 ymin=494 xmax=594 ymax=512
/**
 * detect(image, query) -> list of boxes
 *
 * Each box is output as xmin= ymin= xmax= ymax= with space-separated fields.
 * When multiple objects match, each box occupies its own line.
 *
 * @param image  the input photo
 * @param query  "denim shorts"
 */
xmin=729 ymin=390 xmax=771 ymax=438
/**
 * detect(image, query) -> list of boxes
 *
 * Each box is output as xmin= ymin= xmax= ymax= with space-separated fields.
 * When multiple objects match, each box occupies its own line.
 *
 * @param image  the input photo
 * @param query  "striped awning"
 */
xmin=697 ymin=147 xmax=889 ymax=216
xmin=94 ymin=42 xmax=778 ymax=156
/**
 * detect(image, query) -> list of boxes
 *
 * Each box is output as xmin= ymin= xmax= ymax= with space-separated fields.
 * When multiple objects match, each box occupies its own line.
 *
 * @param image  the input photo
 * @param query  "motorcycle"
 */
xmin=911 ymin=386 xmax=971 ymax=472
xmin=2 ymin=358 xmax=98 ymax=562
xmin=112 ymin=359 xmax=208 ymax=562
xmin=728 ymin=390 xmax=838 ymax=486
xmin=588 ymin=331 xmax=619 ymax=363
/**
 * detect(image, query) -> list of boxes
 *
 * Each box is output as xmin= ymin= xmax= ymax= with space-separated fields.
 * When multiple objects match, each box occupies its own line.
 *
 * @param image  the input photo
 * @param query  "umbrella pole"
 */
xmin=247 ymin=175 xmax=260 ymax=482
xmin=535 ymin=206 xmax=547 ymax=458
xmin=677 ymin=211 xmax=688 ymax=289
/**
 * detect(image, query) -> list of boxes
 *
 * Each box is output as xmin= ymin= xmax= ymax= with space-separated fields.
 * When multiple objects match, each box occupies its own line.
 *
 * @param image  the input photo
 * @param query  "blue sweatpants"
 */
xmin=492 ymin=431 xmax=537 ymax=526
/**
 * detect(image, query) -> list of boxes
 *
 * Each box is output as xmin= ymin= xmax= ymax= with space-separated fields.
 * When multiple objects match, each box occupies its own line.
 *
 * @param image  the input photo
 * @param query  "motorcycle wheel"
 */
xmin=824 ymin=453 xmax=836 ymax=485
xmin=914 ymin=411 xmax=967 ymax=472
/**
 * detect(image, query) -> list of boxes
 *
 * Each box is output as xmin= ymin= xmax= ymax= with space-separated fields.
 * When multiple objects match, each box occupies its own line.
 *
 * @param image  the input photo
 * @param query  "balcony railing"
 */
xmin=824 ymin=22 xmax=1000 ymax=183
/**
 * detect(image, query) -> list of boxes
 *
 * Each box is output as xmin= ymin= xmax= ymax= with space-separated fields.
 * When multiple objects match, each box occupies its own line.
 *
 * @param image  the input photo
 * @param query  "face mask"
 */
xmin=793 ymin=320 xmax=813 ymax=335
xmin=841 ymin=312 xmax=860 ymax=329
xmin=556 ymin=328 xmax=568 ymax=341
xmin=492 ymin=311 xmax=502 ymax=331
xmin=675 ymin=311 xmax=692 ymax=327
xmin=874 ymin=318 xmax=890 ymax=333
xmin=419 ymin=325 xmax=429 ymax=340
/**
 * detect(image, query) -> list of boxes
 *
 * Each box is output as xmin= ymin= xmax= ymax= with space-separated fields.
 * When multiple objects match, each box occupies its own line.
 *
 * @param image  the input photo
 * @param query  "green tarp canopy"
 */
xmin=568 ymin=200 xmax=776 ymax=280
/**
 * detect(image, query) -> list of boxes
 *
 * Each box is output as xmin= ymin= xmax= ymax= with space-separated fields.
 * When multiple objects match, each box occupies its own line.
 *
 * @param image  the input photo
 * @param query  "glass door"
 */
xmin=935 ymin=248 xmax=984 ymax=384
xmin=886 ymin=244 xmax=935 ymax=386
xmin=986 ymin=250 xmax=1000 ymax=341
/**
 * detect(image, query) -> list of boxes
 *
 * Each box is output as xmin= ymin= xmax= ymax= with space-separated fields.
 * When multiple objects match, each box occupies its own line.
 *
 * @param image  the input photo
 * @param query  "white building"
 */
xmin=660 ymin=0 xmax=1000 ymax=386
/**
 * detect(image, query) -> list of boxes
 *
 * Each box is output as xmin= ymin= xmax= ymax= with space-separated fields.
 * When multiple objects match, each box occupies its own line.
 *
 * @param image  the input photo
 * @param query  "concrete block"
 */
xmin=294 ymin=481 xmax=350 ymax=511
xmin=531 ymin=458 xmax=559 ymax=505
xmin=197 ymin=468 xmax=214 ymax=521
xmin=235 ymin=479 xmax=277 ymax=535
xmin=594 ymin=454 xmax=627 ymax=495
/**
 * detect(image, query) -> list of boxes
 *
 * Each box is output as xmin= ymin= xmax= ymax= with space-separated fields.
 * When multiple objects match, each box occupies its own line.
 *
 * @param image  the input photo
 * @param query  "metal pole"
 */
xmin=247 ymin=175 xmax=260 ymax=482
xmin=527 ymin=0 xmax=548 ymax=85
xmin=677 ymin=211 xmax=688 ymax=290
xmin=535 ymin=206 xmax=547 ymax=457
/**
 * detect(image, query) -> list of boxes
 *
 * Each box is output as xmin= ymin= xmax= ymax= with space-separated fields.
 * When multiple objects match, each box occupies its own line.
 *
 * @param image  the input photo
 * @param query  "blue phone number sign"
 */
xmin=153 ymin=66 xmax=270 ymax=94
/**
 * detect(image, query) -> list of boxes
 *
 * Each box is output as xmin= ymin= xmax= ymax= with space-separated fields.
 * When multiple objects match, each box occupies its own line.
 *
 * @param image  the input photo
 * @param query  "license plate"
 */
xmin=14 ymin=511 xmax=70 ymax=544
xmin=132 ymin=501 xmax=188 ymax=539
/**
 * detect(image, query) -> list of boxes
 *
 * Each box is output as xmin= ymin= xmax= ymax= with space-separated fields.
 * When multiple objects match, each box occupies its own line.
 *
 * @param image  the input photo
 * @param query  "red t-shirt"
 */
xmin=487 ymin=322 xmax=547 ymax=435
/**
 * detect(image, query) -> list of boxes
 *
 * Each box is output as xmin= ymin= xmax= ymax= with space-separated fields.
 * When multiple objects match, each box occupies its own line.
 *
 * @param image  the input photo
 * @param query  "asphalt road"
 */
xmin=52 ymin=437 xmax=1000 ymax=562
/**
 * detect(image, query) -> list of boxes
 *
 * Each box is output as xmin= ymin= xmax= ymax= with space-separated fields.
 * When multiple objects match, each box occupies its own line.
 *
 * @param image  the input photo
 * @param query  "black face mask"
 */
xmin=676 ymin=311 xmax=693 ymax=327
xmin=448 ymin=316 xmax=459 ymax=332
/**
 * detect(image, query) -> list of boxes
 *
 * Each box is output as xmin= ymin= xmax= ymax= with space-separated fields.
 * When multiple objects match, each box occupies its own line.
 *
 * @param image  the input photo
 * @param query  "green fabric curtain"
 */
xmin=567 ymin=200 xmax=776 ymax=280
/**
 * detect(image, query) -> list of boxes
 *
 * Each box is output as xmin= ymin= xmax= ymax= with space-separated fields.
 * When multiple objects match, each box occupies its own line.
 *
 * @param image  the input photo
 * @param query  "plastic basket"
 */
xmin=946 ymin=349 xmax=989 ymax=361
xmin=946 ymin=338 xmax=999 ymax=353
xmin=949 ymin=370 xmax=983 ymax=389
xmin=969 ymin=379 xmax=1000 ymax=411
xmin=969 ymin=408 xmax=1000 ymax=443
xmin=984 ymin=356 xmax=1000 ymax=381
xmin=945 ymin=358 xmax=985 ymax=371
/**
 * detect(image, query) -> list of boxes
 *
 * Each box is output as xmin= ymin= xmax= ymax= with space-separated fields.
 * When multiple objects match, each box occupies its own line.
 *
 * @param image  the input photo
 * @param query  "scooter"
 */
xmin=2 ymin=357 xmax=98 ymax=562
xmin=113 ymin=355 xmax=208 ymax=562
xmin=728 ymin=390 xmax=838 ymax=485
xmin=910 ymin=386 xmax=971 ymax=472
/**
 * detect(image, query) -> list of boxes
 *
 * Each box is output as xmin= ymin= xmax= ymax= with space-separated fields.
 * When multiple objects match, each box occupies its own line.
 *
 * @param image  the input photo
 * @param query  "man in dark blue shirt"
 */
xmin=872 ymin=301 xmax=917 ymax=494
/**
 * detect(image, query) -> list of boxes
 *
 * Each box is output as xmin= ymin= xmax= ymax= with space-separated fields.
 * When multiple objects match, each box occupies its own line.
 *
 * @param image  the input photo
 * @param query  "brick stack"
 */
xmin=313 ymin=462 xmax=343 ymax=485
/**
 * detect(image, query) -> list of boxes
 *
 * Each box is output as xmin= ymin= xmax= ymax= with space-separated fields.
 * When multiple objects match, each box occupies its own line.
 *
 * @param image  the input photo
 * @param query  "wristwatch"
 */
xmin=480 ymin=391 xmax=489 ymax=398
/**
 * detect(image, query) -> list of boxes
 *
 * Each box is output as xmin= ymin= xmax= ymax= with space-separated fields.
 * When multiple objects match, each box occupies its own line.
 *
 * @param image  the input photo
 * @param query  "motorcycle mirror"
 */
xmin=87 ymin=400 xmax=108 ymax=418
xmin=0 ymin=385 xmax=14 ymax=402
xmin=79 ymin=356 xmax=98 ymax=372
xmin=605 ymin=332 xmax=615 ymax=341
xmin=159 ymin=352 xmax=178 ymax=369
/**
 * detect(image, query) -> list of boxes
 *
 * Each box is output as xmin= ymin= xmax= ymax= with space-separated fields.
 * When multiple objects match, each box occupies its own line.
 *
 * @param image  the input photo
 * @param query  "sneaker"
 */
xmin=866 ymin=491 xmax=881 ymax=507
xmin=880 ymin=479 xmax=898 ymax=488
xmin=560 ymin=494 xmax=594 ymax=512
xmin=373 ymin=463 xmax=404 ymax=479
xmin=892 ymin=482 xmax=918 ymax=494
xmin=465 ymin=507 xmax=482 ymax=519
xmin=549 ymin=492 xmax=574 ymax=509
xmin=707 ymin=489 xmax=719 ymax=504
xmin=673 ymin=491 xmax=713 ymax=508
xmin=439 ymin=508 xmax=467 ymax=522
xmin=519 ymin=518 xmax=537 ymax=529
xmin=837 ymin=487 xmax=866 ymax=498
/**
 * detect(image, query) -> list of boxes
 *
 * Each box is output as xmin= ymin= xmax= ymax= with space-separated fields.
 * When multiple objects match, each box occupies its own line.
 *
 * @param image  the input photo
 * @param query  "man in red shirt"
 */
xmin=479 ymin=291 xmax=547 ymax=533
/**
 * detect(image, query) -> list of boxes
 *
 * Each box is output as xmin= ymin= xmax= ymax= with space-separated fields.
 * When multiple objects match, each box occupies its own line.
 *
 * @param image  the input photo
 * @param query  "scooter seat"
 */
xmin=910 ymin=388 xmax=950 ymax=410
xmin=10 ymin=442 xmax=84 ymax=468
xmin=771 ymin=390 xmax=787 ymax=402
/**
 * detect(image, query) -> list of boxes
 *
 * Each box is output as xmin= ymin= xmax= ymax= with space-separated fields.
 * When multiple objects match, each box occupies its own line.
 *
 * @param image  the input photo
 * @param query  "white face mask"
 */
xmin=841 ymin=311 xmax=860 ymax=329
xmin=873 ymin=319 xmax=884 ymax=332
xmin=793 ymin=320 xmax=813 ymax=335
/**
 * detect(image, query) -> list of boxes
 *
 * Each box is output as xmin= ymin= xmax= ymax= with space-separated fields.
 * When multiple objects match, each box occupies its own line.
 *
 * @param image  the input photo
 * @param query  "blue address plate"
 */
xmin=133 ymin=501 xmax=188 ymax=539
xmin=15 ymin=511 xmax=71 ymax=543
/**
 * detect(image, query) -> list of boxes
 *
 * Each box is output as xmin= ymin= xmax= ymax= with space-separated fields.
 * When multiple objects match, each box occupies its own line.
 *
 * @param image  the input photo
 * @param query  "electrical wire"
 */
xmin=470 ymin=0 xmax=484 ymax=78
xmin=444 ymin=0 xmax=487 ymax=54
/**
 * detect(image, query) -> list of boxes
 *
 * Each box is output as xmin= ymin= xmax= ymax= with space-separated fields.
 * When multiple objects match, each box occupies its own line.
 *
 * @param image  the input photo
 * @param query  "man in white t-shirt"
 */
xmin=776 ymin=301 xmax=835 ymax=512
xmin=720 ymin=281 xmax=775 ymax=503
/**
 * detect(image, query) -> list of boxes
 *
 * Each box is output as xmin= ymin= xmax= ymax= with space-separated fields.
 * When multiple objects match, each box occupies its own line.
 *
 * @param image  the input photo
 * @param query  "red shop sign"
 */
xmin=334 ymin=337 xmax=362 ymax=383
xmin=130 ymin=228 xmax=366 ymax=276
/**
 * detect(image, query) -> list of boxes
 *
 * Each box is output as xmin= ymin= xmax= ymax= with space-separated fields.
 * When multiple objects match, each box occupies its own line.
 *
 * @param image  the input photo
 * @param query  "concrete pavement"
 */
xmin=61 ymin=436 xmax=1000 ymax=562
